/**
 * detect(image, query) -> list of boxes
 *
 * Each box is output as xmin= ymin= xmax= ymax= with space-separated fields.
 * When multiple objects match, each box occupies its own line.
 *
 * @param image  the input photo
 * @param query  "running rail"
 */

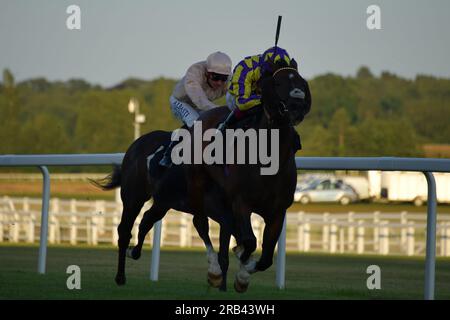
xmin=1 ymin=154 xmax=450 ymax=299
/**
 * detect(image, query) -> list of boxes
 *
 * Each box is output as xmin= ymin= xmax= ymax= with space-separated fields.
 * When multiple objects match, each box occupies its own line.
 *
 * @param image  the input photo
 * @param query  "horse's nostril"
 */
xmin=290 ymin=88 xmax=305 ymax=99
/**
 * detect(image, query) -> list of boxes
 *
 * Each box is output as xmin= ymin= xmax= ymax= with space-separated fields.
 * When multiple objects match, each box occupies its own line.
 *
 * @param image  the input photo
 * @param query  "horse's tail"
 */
xmin=90 ymin=165 xmax=122 ymax=190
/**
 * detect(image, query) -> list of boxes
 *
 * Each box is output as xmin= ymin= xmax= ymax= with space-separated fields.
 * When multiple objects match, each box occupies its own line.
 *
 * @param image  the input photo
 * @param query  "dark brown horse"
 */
xmin=92 ymin=131 xmax=237 ymax=291
xmin=94 ymin=58 xmax=310 ymax=293
xmin=185 ymin=58 xmax=311 ymax=291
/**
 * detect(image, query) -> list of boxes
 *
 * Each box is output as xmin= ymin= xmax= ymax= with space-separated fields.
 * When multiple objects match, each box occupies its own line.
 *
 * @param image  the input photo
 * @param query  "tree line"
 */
xmin=1 ymin=67 xmax=449 ymax=171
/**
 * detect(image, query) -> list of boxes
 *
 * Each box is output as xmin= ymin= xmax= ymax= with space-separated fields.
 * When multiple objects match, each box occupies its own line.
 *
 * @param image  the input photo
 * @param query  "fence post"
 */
xmin=7 ymin=196 xmax=15 ymax=211
xmin=51 ymin=198 xmax=59 ymax=215
xmin=70 ymin=215 xmax=77 ymax=245
xmin=49 ymin=215 xmax=57 ymax=244
xmin=86 ymin=218 xmax=91 ymax=245
xmin=38 ymin=166 xmax=50 ymax=274
xmin=348 ymin=211 xmax=354 ymax=251
xmin=322 ymin=213 xmax=329 ymax=251
xmin=49 ymin=199 xmax=58 ymax=244
xmin=297 ymin=212 xmax=304 ymax=251
xmin=339 ymin=226 xmax=345 ymax=254
xmin=95 ymin=200 xmax=106 ymax=235
xmin=380 ymin=221 xmax=389 ymax=255
xmin=330 ymin=219 xmax=337 ymax=254
xmin=304 ymin=219 xmax=310 ymax=252
xmin=374 ymin=211 xmax=380 ymax=251
xmin=400 ymin=211 xmax=408 ymax=249
xmin=28 ymin=214 xmax=35 ymax=243
xmin=180 ymin=213 xmax=187 ymax=247
xmin=23 ymin=197 xmax=30 ymax=213
xmin=91 ymin=216 xmax=98 ymax=245
xmin=186 ymin=215 xmax=192 ymax=247
xmin=12 ymin=213 xmax=20 ymax=242
xmin=70 ymin=199 xmax=77 ymax=213
xmin=357 ymin=220 xmax=365 ymax=254
xmin=160 ymin=217 xmax=166 ymax=248
xmin=276 ymin=214 xmax=287 ymax=289
xmin=407 ymin=222 xmax=415 ymax=256
xmin=112 ymin=214 xmax=119 ymax=246
xmin=150 ymin=219 xmax=162 ymax=281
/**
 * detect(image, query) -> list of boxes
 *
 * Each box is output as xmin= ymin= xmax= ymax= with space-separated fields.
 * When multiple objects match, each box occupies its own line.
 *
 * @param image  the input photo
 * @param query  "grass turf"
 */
xmin=0 ymin=244 xmax=449 ymax=300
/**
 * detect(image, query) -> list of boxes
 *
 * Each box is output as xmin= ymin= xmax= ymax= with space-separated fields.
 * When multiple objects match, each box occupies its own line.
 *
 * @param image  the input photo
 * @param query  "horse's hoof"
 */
xmin=207 ymin=272 xmax=223 ymax=288
xmin=115 ymin=274 xmax=126 ymax=286
xmin=126 ymin=247 xmax=141 ymax=260
xmin=234 ymin=279 xmax=249 ymax=293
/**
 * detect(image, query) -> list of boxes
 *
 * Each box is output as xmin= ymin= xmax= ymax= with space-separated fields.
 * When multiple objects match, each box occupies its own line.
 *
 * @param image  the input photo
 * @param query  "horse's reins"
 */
xmin=272 ymin=66 xmax=298 ymax=78
xmin=268 ymin=66 xmax=301 ymax=120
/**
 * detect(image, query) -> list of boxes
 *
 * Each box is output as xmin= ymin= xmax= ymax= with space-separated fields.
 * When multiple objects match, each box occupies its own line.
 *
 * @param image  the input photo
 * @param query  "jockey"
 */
xmin=159 ymin=51 xmax=232 ymax=167
xmin=218 ymin=46 xmax=291 ymax=132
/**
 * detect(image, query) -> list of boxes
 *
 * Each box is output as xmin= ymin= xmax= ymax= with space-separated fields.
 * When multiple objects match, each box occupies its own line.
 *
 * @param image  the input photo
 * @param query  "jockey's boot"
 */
xmin=217 ymin=110 xmax=238 ymax=134
xmin=159 ymin=140 xmax=177 ymax=168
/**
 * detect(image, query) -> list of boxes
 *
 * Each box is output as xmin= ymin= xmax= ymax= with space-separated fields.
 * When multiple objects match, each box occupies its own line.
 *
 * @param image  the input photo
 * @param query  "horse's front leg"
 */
xmin=217 ymin=222 xmax=232 ymax=291
xmin=255 ymin=211 xmax=286 ymax=272
xmin=192 ymin=213 xmax=223 ymax=288
xmin=230 ymin=207 xmax=257 ymax=293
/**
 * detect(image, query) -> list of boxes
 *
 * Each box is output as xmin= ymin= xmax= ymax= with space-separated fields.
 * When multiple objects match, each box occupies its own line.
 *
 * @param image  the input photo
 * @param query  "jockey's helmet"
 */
xmin=262 ymin=46 xmax=291 ymax=66
xmin=206 ymin=52 xmax=232 ymax=75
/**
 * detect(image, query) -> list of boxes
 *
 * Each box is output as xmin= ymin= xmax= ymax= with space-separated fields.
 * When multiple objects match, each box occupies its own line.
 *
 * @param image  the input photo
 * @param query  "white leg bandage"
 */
xmin=206 ymin=245 xmax=222 ymax=275
xmin=233 ymin=245 xmax=257 ymax=273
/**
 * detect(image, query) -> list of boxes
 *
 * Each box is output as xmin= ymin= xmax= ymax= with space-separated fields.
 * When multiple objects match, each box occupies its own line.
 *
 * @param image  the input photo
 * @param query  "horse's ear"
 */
xmin=290 ymin=58 xmax=298 ymax=70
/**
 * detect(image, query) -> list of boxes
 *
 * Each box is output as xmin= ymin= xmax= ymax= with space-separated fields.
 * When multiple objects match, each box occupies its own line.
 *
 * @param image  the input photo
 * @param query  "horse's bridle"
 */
xmin=272 ymin=66 xmax=298 ymax=78
xmin=265 ymin=66 xmax=304 ymax=123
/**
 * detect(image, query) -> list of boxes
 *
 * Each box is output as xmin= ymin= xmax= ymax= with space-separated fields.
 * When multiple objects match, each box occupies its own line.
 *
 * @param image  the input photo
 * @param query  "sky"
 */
xmin=1 ymin=0 xmax=449 ymax=87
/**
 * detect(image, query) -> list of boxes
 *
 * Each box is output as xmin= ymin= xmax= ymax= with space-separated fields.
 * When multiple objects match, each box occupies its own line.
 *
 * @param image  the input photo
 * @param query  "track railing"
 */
xmin=1 ymin=154 xmax=450 ymax=300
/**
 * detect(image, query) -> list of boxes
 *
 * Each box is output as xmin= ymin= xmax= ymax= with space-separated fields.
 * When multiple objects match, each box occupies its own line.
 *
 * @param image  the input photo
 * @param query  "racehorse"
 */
xmin=185 ymin=57 xmax=311 ymax=292
xmin=93 ymin=57 xmax=310 ymax=293
xmin=92 ymin=131 xmax=237 ymax=291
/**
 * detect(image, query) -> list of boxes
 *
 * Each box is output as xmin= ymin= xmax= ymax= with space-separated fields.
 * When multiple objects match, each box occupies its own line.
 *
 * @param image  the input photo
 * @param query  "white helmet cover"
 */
xmin=206 ymin=51 xmax=232 ymax=75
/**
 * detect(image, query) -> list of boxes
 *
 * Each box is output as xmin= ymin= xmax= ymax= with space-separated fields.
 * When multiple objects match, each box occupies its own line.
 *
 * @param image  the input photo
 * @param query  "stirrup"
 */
xmin=216 ymin=111 xmax=236 ymax=135
xmin=159 ymin=154 xmax=172 ymax=168
xmin=159 ymin=141 xmax=176 ymax=168
xmin=216 ymin=122 xmax=227 ymax=135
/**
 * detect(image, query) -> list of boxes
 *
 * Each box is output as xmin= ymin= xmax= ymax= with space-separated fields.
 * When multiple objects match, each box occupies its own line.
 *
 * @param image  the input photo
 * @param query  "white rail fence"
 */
xmin=2 ymin=154 xmax=450 ymax=300
xmin=2 ymin=196 xmax=450 ymax=257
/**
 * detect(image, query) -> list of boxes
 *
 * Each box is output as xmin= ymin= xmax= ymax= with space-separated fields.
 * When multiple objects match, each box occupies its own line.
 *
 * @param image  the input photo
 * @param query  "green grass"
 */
xmin=1 ymin=244 xmax=450 ymax=300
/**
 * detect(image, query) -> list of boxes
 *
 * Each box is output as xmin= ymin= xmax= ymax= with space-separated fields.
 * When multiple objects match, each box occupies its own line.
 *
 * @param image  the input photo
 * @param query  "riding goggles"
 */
xmin=209 ymin=73 xmax=229 ymax=82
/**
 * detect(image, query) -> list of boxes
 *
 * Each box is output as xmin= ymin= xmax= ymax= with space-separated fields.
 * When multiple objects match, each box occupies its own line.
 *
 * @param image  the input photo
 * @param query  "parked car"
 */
xmin=294 ymin=179 xmax=359 ymax=205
